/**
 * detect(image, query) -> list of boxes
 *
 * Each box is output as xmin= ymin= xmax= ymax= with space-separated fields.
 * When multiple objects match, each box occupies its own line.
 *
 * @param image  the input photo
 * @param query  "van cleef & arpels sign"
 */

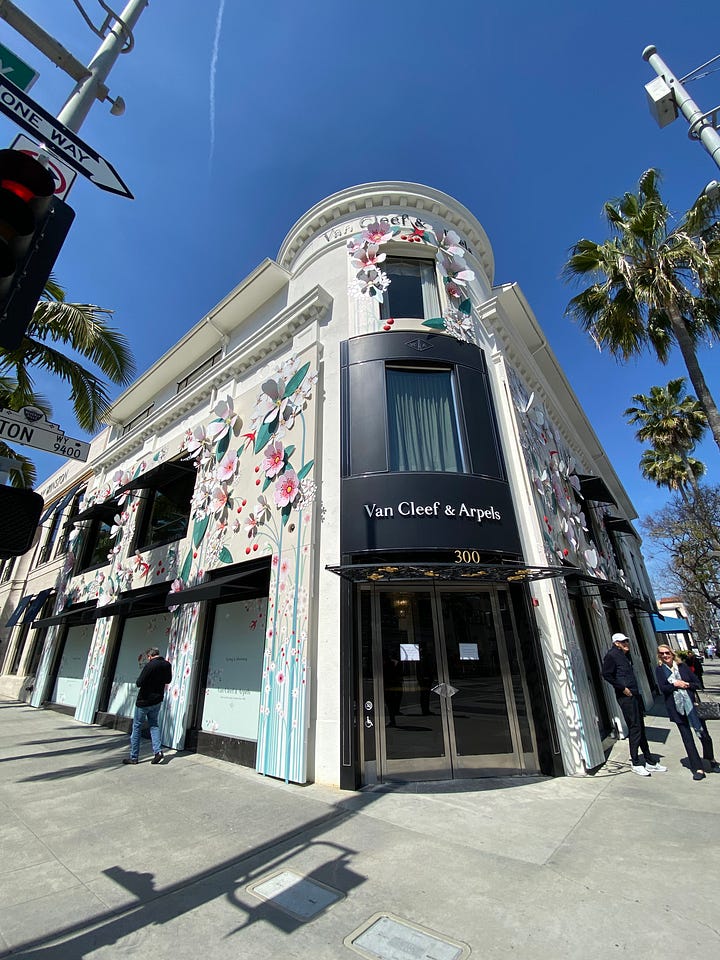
xmin=363 ymin=500 xmax=502 ymax=523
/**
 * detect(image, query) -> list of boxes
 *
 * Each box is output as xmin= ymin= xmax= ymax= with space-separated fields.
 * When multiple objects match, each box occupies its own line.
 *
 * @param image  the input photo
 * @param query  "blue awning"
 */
xmin=5 ymin=595 xmax=34 ymax=628
xmin=21 ymin=589 xmax=53 ymax=624
xmin=652 ymin=613 xmax=690 ymax=633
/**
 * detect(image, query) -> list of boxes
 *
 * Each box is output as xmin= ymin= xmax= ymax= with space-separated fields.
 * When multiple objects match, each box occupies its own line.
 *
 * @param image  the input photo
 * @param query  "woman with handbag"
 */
xmin=656 ymin=645 xmax=719 ymax=781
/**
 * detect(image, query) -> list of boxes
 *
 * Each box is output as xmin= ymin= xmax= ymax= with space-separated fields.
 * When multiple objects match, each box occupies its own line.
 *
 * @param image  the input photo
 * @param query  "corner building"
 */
xmin=1 ymin=183 xmax=659 ymax=788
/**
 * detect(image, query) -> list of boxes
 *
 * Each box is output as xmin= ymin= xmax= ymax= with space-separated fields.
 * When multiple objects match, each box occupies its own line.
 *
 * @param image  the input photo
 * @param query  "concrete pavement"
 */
xmin=2 ymin=664 xmax=720 ymax=960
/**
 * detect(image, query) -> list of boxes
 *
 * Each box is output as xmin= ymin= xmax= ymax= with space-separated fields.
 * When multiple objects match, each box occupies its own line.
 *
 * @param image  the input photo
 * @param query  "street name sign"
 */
xmin=10 ymin=133 xmax=77 ymax=199
xmin=0 ymin=77 xmax=133 ymax=198
xmin=0 ymin=407 xmax=90 ymax=462
xmin=0 ymin=42 xmax=39 ymax=92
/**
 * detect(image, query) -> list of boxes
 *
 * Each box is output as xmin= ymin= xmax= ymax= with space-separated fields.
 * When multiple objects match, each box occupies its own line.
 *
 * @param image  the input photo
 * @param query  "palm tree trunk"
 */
xmin=667 ymin=301 xmax=720 ymax=453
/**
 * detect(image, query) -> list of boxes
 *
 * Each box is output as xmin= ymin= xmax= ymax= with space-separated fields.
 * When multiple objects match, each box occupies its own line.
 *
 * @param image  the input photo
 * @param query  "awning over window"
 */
xmin=39 ymin=483 xmax=83 ymax=524
xmin=32 ymin=602 xmax=97 ymax=630
xmin=69 ymin=500 xmax=119 ymax=525
xmin=577 ymin=475 xmax=617 ymax=506
xmin=21 ymin=589 xmax=53 ymax=624
xmin=165 ymin=569 xmax=261 ymax=607
xmin=115 ymin=460 xmax=195 ymax=495
xmin=325 ymin=561 xmax=582 ymax=584
xmin=605 ymin=517 xmax=636 ymax=536
xmin=5 ymin=595 xmax=34 ymax=628
xmin=93 ymin=586 xmax=168 ymax=620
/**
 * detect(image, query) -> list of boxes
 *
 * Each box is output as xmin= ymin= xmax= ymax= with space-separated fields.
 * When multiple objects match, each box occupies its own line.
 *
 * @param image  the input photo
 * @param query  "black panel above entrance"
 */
xmin=327 ymin=560 xmax=581 ymax=584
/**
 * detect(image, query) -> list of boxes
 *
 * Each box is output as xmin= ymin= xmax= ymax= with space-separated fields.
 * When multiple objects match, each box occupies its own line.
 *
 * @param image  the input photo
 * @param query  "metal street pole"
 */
xmin=643 ymin=45 xmax=720 ymax=173
xmin=57 ymin=0 xmax=149 ymax=134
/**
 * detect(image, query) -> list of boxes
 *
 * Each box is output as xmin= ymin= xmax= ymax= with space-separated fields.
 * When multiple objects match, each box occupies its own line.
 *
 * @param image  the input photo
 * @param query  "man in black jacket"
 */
xmin=601 ymin=632 xmax=666 ymax=777
xmin=122 ymin=647 xmax=172 ymax=766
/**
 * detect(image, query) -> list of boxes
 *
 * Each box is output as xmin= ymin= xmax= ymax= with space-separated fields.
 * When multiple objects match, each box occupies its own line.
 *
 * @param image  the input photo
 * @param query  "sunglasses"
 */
xmin=659 ymin=652 xmax=673 ymax=657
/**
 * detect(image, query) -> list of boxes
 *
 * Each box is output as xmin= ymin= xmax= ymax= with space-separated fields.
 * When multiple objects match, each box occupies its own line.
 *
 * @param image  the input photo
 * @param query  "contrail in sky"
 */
xmin=209 ymin=0 xmax=226 ymax=166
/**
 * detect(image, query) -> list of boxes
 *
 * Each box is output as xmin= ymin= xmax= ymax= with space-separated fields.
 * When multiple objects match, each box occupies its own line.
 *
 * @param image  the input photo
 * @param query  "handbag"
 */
xmin=695 ymin=694 xmax=720 ymax=721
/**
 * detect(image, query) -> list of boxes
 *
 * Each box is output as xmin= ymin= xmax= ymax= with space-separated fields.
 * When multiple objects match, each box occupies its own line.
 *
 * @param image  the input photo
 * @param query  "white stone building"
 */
xmin=0 ymin=182 xmax=659 ymax=787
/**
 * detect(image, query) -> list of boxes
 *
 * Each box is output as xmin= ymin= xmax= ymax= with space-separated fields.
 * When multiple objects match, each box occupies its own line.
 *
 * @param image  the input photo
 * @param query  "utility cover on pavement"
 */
xmin=346 ymin=913 xmax=470 ymax=960
xmin=247 ymin=870 xmax=342 ymax=921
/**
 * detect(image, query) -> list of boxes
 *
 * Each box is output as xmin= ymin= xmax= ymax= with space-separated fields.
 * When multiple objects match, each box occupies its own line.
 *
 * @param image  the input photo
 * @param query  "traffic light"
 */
xmin=0 ymin=149 xmax=75 ymax=351
xmin=0 ymin=485 xmax=44 ymax=558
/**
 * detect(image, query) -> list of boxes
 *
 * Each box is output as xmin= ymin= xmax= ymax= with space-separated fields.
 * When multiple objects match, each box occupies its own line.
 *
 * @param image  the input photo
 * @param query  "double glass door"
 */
xmin=362 ymin=585 xmax=538 ymax=781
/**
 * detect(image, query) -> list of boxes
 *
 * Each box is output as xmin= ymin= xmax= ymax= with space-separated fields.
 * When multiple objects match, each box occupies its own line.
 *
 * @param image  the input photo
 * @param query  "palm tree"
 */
xmin=624 ymin=378 xmax=707 ymax=496
xmin=638 ymin=447 xmax=706 ymax=502
xmin=563 ymin=169 xmax=720 ymax=452
xmin=0 ymin=279 xmax=135 ymax=486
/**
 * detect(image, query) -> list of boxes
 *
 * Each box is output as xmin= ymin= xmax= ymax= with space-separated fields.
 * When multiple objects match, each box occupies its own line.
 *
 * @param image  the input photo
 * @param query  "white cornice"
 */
xmin=105 ymin=259 xmax=291 ymax=424
xmin=277 ymin=181 xmax=495 ymax=282
xmin=93 ymin=285 xmax=332 ymax=474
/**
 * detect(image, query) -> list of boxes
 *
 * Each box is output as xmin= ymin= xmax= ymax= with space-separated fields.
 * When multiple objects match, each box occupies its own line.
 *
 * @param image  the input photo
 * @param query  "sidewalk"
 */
xmin=2 ymin=665 xmax=720 ymax=960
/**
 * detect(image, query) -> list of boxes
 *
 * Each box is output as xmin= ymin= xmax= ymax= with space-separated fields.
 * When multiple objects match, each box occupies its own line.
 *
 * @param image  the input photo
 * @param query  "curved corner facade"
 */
xmin=0 ymin=182 xmax=660 ymax=788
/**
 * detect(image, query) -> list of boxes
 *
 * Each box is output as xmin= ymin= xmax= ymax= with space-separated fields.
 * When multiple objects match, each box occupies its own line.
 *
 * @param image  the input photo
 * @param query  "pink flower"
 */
xmin=361 ymin=220 xmax=394 ymax=245
xmin=215 ymin=450 xmax=238 ymax=481
xmin=274 ymin=470 xmax=299 ymax=507
xmin=211 ymin=484 xmax=230 ymax=514
xmin=262 ymin=440 xmax=286 ymax=478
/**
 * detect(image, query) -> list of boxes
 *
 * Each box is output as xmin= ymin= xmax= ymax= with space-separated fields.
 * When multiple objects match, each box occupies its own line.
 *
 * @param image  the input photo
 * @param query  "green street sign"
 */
xmin=0 ymin=42 xmax=39 ymax=92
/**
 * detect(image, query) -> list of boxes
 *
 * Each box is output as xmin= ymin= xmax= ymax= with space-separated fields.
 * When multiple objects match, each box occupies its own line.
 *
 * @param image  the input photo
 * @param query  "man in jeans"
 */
xmin=123 ymin=647 xmax=172 ymax=765
xmin=601 ymin=632 xmax=667 ymax=777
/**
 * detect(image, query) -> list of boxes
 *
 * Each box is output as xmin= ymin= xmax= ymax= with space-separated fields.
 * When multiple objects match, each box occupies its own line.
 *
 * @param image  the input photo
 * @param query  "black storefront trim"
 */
xmin=326 ymin=561 xmax=583 ymax=584
xmin=165 ymin=560 xmax=270 ymax=608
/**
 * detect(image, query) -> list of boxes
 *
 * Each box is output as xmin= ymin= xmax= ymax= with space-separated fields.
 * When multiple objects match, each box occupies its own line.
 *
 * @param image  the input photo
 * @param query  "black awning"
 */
xmin=69 ymin=500 xmax=119 ymax=525
xmin=5 ymin=594 xmax=35 ymax=628
xmin=576 ymin=475 xmax=617 ymax=506
xmin=32 ymin=602 xmax=98 ymax=629
xmin=166 ymin=570 xmax=259 ymax=607
xmin=605 ymin=517 xmax=636 ymax=536
xmin=93 ymin=587 xmax=168 ymax=620
xmin=21 ymin=588 xmax=53 ymax=624
xmin=115 ymin=459 xmax=195 ymax=495
xmin=325 ymin=561 xmax=582 ymax=584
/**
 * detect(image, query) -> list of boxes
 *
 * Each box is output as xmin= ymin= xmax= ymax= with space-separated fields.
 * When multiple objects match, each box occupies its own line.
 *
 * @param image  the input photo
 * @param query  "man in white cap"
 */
xmin=601 ymin=632 xmax=667 ymax=776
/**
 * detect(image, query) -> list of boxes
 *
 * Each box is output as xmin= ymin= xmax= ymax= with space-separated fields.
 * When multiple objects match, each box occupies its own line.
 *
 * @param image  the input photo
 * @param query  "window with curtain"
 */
xmin=380 ymin=258 xmax=439 ymax=320
xmin=386 ymin=366 xmax=465 ymax=472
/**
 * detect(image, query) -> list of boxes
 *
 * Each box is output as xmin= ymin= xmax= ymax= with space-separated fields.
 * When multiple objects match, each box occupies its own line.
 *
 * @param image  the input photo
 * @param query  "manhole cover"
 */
xmin=247 ymin=870 xmax=342 ymax=921
xmin=346 ymin=913 xmax=470 ymax=960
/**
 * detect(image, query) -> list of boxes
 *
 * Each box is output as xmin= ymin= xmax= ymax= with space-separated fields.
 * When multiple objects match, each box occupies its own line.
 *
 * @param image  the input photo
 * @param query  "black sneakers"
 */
xmin=122 ymin=757 xmax=138 ymax=765
xmin=151 ymin=752 xmax=164 ymax=765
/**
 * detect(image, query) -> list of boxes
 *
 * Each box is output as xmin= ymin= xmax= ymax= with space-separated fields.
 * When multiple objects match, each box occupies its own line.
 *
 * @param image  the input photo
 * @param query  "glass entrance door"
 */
xmin=366 ymin=585 xmax=538 ymax=781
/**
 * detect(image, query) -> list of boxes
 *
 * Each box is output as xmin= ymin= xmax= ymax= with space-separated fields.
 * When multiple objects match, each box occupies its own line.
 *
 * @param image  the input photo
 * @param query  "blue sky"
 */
xmin=1 ymin=0 xmax=719 ymax=583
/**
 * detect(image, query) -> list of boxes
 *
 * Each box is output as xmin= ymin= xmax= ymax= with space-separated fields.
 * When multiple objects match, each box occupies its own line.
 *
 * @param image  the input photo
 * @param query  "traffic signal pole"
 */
xmin=56 ymin=0 xmax=149 ymax=134
xmin=643 ymin=45 xmax=720 ymax=173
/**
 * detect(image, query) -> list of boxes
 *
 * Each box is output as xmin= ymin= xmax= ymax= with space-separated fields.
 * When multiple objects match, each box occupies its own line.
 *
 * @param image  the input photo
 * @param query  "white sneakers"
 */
xmin=630 ymin=762 xmax=668 ymax=776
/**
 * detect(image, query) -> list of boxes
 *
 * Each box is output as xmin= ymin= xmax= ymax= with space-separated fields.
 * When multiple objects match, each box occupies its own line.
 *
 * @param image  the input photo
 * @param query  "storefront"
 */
xmin=5 ymin=181 xmax=659 ymax=789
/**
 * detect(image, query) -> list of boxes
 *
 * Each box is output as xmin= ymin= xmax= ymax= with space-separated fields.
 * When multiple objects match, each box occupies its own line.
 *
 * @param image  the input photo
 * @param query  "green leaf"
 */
xmin=422 ymin=318 xmax=446 ymax=330
xmin=284 ymin=361 xmax=310 ymax=397
xmin=459 ymin=298 xmax=472 ymax=315
xmin=284 ymin=444 xmax=295 ymax=461
xmin=180 ymin=551 xmax=192 ymax=584
xmin=218 ymin=547 xmax=233 ymax=564
xmin=193 ymin=515 xmax=209 ymax=548
xmin=216 ymin=430 xmax=230 ymax=462
xmin=297 ymin=459 xmax=314 ymax=481
xmin=262 ymin=474 xmax=272 ymax=492
xmin=281 ymin=503 xmax=292 ymax=526
xmin=254 ymin=417 xmax=277 ymax=453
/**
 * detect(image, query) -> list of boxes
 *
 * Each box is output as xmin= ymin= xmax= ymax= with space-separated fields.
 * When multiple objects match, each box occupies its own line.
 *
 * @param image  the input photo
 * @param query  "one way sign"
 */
xmin=0 ymin=77 xmax=133 ymax=198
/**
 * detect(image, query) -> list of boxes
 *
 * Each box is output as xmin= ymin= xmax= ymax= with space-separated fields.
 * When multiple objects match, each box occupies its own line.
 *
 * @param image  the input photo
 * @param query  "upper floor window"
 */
xmin=177 ymin=350 xmax=222 ymax=393
xmin=73 ymin=501 xmax=119 ymax=573
xmin=386 ymin=365 xmax=465 ymax=473
xmin=129 ymin=461 xmax=197 ymax=552
xmin=121 ymin=405 xmax=154 ymax=437
xmin=380 ymin=258 xmax=439 ymax=321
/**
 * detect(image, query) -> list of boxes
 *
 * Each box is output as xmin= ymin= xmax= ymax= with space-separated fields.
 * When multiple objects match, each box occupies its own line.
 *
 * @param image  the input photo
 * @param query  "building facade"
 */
xmin=0 ymin=182 xmax=660 ymax=788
